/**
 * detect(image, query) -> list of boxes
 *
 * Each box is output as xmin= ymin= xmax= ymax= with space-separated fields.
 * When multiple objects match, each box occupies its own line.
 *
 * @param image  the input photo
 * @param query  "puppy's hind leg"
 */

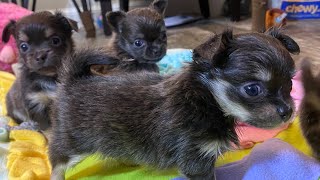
xmin=50 ymin=153 xmax=87 ymax=180
xmin=178 ymin=152 xmax=216 ymax=180
xmin=49 ymin=134 xmax=88 ymax=180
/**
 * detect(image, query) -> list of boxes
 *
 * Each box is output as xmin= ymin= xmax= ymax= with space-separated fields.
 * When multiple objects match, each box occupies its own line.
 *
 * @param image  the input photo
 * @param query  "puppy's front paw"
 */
xmin=11 ymin=121 xmax=40 ymax=131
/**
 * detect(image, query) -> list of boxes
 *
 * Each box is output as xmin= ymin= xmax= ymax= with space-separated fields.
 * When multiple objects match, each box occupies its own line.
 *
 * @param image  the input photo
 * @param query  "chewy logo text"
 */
xmin=285 ymin=4 xmax=319 ymax=14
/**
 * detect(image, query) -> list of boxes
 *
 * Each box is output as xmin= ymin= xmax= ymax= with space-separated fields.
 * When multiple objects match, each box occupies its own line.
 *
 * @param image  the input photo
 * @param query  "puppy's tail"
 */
xmin=60 ymin=48 xmax=119 ymax=83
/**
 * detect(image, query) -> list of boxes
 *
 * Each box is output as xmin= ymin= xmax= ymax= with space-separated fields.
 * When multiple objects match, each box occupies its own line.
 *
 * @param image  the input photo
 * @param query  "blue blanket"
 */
xmin=173 ymin=138 xmax=320 ymax=180
xmin=157 ymin=49 xmax=193 ymax=75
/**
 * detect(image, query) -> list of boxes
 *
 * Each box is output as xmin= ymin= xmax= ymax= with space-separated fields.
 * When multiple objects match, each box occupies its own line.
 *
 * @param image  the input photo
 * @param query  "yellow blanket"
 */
xmin=0 ymin=71 xmax=51 ymax=180
xmin=0 ymin=71 xmax=313 ymax=180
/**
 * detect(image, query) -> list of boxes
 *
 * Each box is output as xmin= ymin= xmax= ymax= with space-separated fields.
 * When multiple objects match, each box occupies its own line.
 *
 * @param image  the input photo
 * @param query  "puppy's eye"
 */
xmin=134 ymin=39 xmax=145 ymax=48
xmin=51 ymin=36 xmax=62 ymax=46
xmin=20 ymin=42 xmax=29 ymax=53
xmin=243 ymin=84 xmax=262 ymax=97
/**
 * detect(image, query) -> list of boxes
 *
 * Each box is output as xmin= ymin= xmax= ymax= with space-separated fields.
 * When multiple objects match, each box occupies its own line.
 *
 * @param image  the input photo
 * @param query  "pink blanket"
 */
xmin=0 ymin=3 xmax=32 ymax=73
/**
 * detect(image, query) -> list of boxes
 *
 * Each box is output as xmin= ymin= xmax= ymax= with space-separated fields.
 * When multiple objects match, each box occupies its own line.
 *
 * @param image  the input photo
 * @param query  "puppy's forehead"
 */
xmin=127 ymin=8 xmax=163 ymax=21
xmin=18 ymin=31 xmax=29 ymax=42
xmin=18 ymin=24 xmax=48 ymax=43
xmin=16 ymin=12 xmax=64 ymax=41
xmin=125 ymin=9 xmax=165 ymax=40
xmin=18 ymin=12 xmax=54 ymax=25
xmin=226 ymin=34 xmax=295 ymax=82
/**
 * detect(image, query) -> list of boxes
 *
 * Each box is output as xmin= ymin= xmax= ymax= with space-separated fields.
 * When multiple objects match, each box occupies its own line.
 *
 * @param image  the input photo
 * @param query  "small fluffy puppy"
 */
xmin=50 ymin=28 xmax=299 ymax=180
xmin=104 ymin=0 xmax=168 ymax=73
xmin=299 ymin=60 xmax=320 ymax=160
xmin=2 ymin=11 xmax=78 ymax=130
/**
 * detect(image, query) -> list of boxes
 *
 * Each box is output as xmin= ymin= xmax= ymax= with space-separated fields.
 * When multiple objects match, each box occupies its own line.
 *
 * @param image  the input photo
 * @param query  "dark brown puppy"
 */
xmin=299 ymin=60 xmax=320 ymax=161
xmin=2 ymin=11 xmax=77 ymax=130
xmin=50 ymin=28 xmax=299 ymax=180
xmin=103 ymin=0 xmax=167 ymax=73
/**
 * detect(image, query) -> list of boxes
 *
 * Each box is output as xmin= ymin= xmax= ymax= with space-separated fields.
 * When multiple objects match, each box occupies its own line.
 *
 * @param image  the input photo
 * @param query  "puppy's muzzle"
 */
xmin=151 ymin=48 xmax=162 ymax=57
xmin=277 ymin=105 xmax=293 ymax=121
xmin=35 ymin=50 xmax=50 ymax=62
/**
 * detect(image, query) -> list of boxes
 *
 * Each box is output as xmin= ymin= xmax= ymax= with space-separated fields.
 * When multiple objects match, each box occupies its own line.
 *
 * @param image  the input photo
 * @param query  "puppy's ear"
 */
xmin=54 ymin=11 xmax=79 ymax=32
xmin=107 ymin=11 xmax=126 ymax=32
xmin=2 ymin=20 xmax=16 ymax=43
xmin=66 ymin=18 xmax=79 ymax=32
xmin=150 ymin=0 xmax=168 ymax=15
xmin=193 ymin=30 xmax=233 ymax=71
xmin=90 ymin=64 xmax=117 ymax=76
xmin=266 ymin=27 xmax=300 ymax=55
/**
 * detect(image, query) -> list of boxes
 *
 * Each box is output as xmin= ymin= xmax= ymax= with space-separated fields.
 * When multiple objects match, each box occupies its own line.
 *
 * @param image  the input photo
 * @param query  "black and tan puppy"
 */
xmin=299 ymin=60 xmax=320 ymax=161
xmin=2 ymin=11 xmax=78 ymax=130
xmin=103 ymin=0 xmax=167 ymax=73
xmin=49 ymin=28 xmax=299 ymax=180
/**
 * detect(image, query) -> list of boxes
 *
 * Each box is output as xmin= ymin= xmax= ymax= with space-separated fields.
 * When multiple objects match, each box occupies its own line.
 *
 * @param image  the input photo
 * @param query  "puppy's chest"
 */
xmin=26 ymin=80 xmax=57 ymax=112
xmin=198 ymin=140 xmax=231 ymax=158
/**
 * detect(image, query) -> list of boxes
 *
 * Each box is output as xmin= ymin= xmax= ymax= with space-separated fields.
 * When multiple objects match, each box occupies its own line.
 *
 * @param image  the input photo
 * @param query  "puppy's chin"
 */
xmin=136 ymin=53 xmax=166 ymax=63
xmin=32 ymin=66 xmax=57 ymax=76
xmin=29 ymin=66 xmax=57 ymax=76
xmin=221 ymin=99 xmax=294 ymax=129
xmin=243 ymin=116 xmax=294 ymax=129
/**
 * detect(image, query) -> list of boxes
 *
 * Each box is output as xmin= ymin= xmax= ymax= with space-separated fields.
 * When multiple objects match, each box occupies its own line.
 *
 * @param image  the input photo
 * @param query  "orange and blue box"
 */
xmin=281 ymin=0 xmax=320 ymax=19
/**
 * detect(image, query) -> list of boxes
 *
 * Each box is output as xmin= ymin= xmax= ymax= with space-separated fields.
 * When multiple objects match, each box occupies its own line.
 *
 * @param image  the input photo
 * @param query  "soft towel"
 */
xmin=157 ymin=49 xmax=193 ymax=75
xmin=0 ymin=71 xmax=15 ymax=115
xmin=0 ymin=71 xmax=51 ymax=180
xmin=174 ymin=138 xmax=320 ymax=180
xmin=7 ymin=130 xmax=51 ymax=180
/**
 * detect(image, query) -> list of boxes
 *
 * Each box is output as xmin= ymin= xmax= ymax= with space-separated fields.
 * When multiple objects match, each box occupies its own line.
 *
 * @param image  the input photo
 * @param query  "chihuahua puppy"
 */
xmin=2 ymin=11 xmax=78 ymax=130
xmin=299 ymin=60 xmax=320 ymax=160
xmin=49 ymin=28 xmax=299 ymax=180
xmin=103 ymin=0 xmax=168 ymax=73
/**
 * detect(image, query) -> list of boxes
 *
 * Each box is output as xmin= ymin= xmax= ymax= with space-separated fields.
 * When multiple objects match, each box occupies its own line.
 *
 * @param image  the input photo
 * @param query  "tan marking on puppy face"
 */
xmin=255 ymin=69 xmax=272 ymax=82
xmin=18 ymin=32 xmax=29 ymax=42
xmin=199 ymin=75 xmax=251 ymax=121
xmin=45 ymin=28 xmax=54 ymax=38
xmin=26 ymin=91 xmax=55 ymax=112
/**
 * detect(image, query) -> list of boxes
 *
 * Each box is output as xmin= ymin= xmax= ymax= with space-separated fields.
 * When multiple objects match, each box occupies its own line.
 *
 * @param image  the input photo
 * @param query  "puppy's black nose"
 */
xmin=151 ymin=48 xmax=161 ymax=56
xmin=36 ymin=53 xmax=48 ymax=62
xmin=277 ymin=106 xmax=292 ymax=120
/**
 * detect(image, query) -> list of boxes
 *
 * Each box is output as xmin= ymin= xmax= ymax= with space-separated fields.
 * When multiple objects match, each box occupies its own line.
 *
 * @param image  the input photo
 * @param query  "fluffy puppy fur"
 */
xmin=49 ymin=28 xmax=299 ymax=180
xmin=104 ymin=0 xmax=168 ymax=73
xmin=2 ymin=11 xmax=77 ymax=130
xmin=299 ymin=60 xmax=320 ymax=160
